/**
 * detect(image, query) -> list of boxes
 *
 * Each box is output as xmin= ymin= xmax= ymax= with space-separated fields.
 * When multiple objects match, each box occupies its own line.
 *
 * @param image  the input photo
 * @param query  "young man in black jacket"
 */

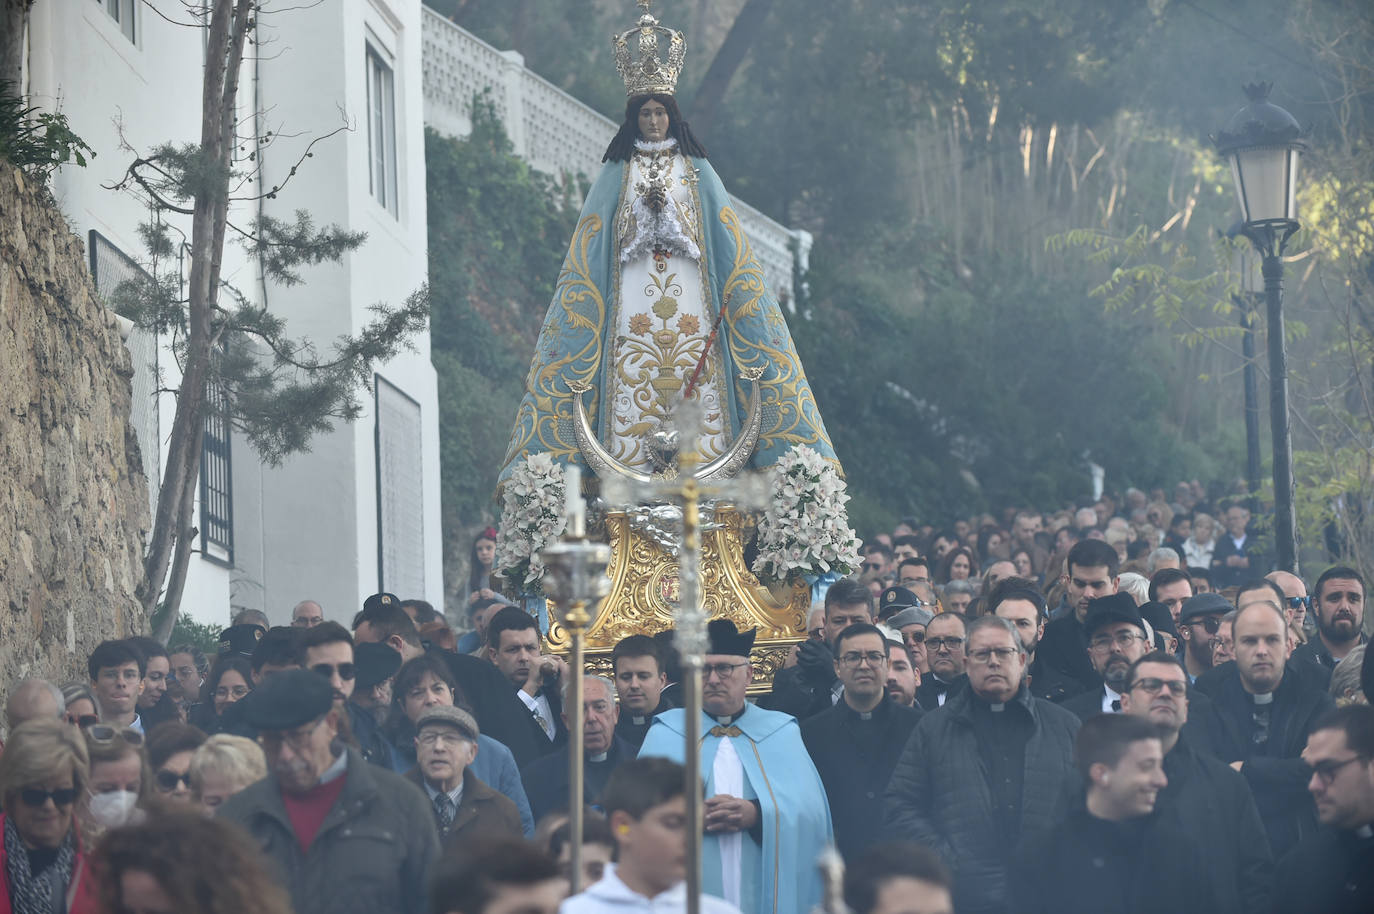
xmin=1273 ymin=704 xmax=1374 ymax=913
xmin=1119 ymin=651 xmax=1272 ymax=914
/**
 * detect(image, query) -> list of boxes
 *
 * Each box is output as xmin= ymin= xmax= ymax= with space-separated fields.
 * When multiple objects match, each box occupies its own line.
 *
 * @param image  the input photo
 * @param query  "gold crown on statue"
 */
xmin=613 ymin=0 xmax=686 ymax=98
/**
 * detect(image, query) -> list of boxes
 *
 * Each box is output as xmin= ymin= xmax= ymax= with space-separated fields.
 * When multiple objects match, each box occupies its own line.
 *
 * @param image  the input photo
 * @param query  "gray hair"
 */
xmin=60 ymin=682 xmax=102 ymax=718
xmin=1117 ymin=572 xmax=1149 ymax=606
xmin=561 ymin=674 xmax=617 ymax=708
xmin=941 ymin=580 xmax=976 ymax=598
xmin=967 ymin=615 xmax=1026 ymax=654
xmin=5 ymin=679 xmax=65 ymax=730
xmin=1146 ymin=548 xmax=1181 ymax=575
xmin=1330 ymin=644 xmax=1367 ymax=702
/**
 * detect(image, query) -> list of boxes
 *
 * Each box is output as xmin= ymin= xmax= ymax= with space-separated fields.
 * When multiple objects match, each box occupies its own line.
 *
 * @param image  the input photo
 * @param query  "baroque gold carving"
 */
xmin=545 ymin=506 xmax=808 ymax=693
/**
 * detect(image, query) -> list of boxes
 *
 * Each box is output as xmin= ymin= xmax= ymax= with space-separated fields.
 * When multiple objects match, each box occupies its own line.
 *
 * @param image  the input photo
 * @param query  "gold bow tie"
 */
xmin=709 ymin=725 xmax=742 ymax=738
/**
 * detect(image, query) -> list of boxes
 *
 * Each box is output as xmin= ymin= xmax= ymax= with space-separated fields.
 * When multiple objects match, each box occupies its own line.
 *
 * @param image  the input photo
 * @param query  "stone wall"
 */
xmin=0 ymin=162 xmax=150 ymax=713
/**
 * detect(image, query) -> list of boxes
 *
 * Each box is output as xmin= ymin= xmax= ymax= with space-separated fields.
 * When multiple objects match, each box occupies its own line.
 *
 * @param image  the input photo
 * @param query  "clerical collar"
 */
xmin=858 ymin=710 xmax=874 ymax=720
xmin=635 ymin=138 xmax=678 ymax=153
xmin=1356 ymin=824 xmax=1373 ymax=839
xmin=714 ymin=708 xmax=746 ymax=726
xmin=989 ymin=703 xmax=1006 ymax=713
xmin=631 ymin=715 xmax=647 ymax=726
xmin=1252 ymin=691 xmax=1275 ymax=705
xmin=589 ymin=751 xmax=609 ymax=763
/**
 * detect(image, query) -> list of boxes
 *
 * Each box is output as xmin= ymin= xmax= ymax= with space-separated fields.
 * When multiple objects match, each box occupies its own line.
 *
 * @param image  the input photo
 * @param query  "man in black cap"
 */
xmin=1061 ymin=594 xmax=1152 ymax=721
xmin=218 ymin=668 xmax=439 ymax=914
xmin=1178 ymin=592 xmax=1230 ymax=681
xmin=349 ymin=640 xmax=402 ymax=769
xmin=354 ymin=594 xmax=544 ymax=768
xmin=218 ymin=621 xmax=267 ymax=660
xmin=638 ymin=619 xmax=833 ymax=913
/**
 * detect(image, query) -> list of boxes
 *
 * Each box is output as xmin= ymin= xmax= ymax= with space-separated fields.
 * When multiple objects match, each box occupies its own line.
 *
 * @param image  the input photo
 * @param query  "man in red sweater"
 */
xmin=218 ymin=668 xmax=439 ymax=914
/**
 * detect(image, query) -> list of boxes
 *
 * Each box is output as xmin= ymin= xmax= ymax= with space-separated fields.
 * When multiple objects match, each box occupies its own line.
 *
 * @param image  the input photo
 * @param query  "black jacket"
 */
xmin=1272 ymin=825 xmax=1374 ymax=914
xmin=614 ymin=695 xmax=675 ymax=749
xmin=1156 ymin=735 xmax=1273 ymax=914
xmin=1060 ymin=686 xmax=1117 ymax=721
xmin=1027 ymin=654 xmax=1082 ymax=703
xmin=1188 ymin=663 xmax=1335 ymax=857
xmin=1012 ymin=807 xmax=1219 ymax=914
xmin=1209 ymin=531 xmax=1274 ymax=589
xmin=1291 ymin=635 xmax=1365 ymax=676
xmin=1037 ymin=613 xmax=1101 ymax=692
xmin=437 ymin=651 xmax=550 ymax=767
xmin=801 ymin=698 xmax=923 ymax=861
xmin=519 ymin=735 xmax=633 ymax=823
xmin=218 ymin=749 xmax=439 ymax=914
xmin=758 ymin=657 xmax=834 ymax=719
xmin=885 ymin=685 xmax=1081 ymax=914
xmin=914 ymin=673 xmax=967 ymax=711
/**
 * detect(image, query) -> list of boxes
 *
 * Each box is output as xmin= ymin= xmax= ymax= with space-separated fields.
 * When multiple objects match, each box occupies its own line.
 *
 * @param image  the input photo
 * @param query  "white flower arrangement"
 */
xmin=751 ymin=444 xmax=863 ymax=584
xmin=495 ymin=453 xmax=569 ymax=591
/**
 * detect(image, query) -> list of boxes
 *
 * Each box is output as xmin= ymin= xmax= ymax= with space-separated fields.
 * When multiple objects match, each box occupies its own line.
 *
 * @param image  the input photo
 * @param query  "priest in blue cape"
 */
xmin=637 ymin=619 xmax=832 ymax=914
xmin=498 ymin=0 xmax=838 ymax=484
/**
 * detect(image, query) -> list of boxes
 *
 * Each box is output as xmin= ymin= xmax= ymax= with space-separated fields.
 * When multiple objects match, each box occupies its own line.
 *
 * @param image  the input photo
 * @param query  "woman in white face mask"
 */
xmin=80 ymin=725 xmax=150 ymax=837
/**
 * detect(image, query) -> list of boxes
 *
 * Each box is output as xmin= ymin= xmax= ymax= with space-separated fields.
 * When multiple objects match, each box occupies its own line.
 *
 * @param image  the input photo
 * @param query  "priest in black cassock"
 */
xmin=802 ymin=623 xmax=923 ymax=860
xmin=610 ymin=634 xmax=676 ymax=749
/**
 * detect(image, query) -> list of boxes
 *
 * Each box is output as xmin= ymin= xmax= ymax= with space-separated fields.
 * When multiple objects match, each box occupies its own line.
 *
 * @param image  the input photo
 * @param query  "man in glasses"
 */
xmin=887 ymin=616 xmax=1080 ymax=914
xmin=219 ymin=668 xmax=439 ymax=914
xmin=1274 ymin=704 xmax=1374 ymax=913
xmin=1119 ymin=652 xmax=1273 ymax=914
xmin=408 ymin=705 xmax=521 ymax=846
xmin=297 ymin=621 xmax=392 ymax=771
xmin=1062 ymin=594 xmax=1152 ymax=720
xmin=1292 ymin=566 xmax=1366 ymax=675
xmin=763 ymin=579 xmax=873 ymax=718
xmin=916 ymin=612 xmax=968 ymax=709
xmin=885 ymin=600 xmax=934 ymax=676
xmin=639 ymin=619 xmax=832 ymax=914
xmin=1191 ymin=599 xmax=1336 ymax=858
xmin=88 ymin=639 xmax=146 ymax=733
xmin=801 ymin=623 xmax=922 ymax=860
xmin=1177 ymin=592 xmax=1230 ymax=681
xmin=1266 ymin=570 xmax=1311 ymax=632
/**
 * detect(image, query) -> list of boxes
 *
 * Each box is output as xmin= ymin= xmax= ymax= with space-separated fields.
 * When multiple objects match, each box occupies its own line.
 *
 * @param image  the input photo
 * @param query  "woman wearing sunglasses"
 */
xmin=146 ymin=723 xmax=207 ymax=809
xmin=57 ymin=685 xmax=100 ymax=731
xmin=0 ymin=719 xmax=97 ymax=914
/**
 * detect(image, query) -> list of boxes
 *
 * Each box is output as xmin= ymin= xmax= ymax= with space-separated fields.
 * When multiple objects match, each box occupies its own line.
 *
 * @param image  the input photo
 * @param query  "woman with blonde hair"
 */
xmin=89 ymin=810 xmax=291 ymax=914
xmin=81 ymin=724 xmax=151 ymax=838
xmin=0 ymin=719 xmax=97 ymax=913
xmin=1183 ymin=512 xmax=1218 ymax=569
xmin=187 ymin=734 xmax=266 ymax=815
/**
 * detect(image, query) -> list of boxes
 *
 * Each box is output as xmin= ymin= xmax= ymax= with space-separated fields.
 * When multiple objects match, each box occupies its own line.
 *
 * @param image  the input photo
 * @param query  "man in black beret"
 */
xmin=218 ymin=669 xmax=439 ymax=914
xmin=1061 ymin=593 xmax=1153 ymax=720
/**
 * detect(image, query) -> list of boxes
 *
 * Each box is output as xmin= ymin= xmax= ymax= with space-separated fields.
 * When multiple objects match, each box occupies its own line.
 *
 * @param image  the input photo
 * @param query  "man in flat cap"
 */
xmin=638 ymin=619 xmax=833 ymax=914
xmin=218 ymin=669 xmax=439 ymax=914
xmin=407 ymin=705 xmax=522 ymax=848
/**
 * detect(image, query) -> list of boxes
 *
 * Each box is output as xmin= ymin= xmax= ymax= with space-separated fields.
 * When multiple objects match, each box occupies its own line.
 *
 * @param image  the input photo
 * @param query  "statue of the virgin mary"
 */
xmin=498 ymin=0 xmax=838 ymax=484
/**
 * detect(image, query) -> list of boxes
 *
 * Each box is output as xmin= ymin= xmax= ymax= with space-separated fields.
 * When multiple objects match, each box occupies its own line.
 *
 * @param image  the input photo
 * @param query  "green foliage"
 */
xmin=425 ymin=99 xmax=581 ymax=549
xmin=153 ymin=608 xmax=222 ymax=655
xmin=0 ymin=82 xmax=94 ymax=180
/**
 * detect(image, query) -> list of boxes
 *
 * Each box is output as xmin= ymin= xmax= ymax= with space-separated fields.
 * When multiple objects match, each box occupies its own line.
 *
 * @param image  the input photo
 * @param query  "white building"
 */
xmin=23 ymin=0 xmax=442 ymax=626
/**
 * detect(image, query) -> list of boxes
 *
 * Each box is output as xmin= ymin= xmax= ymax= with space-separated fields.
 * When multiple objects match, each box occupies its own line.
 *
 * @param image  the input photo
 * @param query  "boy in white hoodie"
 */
xmin=559 ymin=758 xmax=741 ymax=914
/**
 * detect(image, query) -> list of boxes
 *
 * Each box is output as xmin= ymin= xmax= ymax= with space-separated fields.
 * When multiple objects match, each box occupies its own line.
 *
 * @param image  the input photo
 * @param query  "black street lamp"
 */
xmin=1228 ymin=227 xmax=1264 ymax=499
xmin=1213 ymin=82 xmax=1307 ymax=574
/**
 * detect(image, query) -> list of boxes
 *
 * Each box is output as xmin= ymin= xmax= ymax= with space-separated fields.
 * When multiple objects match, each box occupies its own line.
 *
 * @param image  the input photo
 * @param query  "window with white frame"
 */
xmin=94 ymin=0 xmax=137 ymax=43
xmin=365 ymin=42 xmax=398 ymax=217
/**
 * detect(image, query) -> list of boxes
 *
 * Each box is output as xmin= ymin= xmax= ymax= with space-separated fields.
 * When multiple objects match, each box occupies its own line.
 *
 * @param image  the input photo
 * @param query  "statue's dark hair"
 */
xmin=602 ymin=93 xmax=709 ymax=162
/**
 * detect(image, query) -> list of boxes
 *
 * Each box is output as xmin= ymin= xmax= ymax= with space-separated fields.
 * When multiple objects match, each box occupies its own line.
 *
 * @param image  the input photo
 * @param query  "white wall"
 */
xmin=26 ymin=0 xmax=440 ymax=627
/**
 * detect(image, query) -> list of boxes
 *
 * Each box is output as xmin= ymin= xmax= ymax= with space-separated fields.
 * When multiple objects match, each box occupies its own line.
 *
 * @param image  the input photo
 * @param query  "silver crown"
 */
xmin=613 ymin=0 xmax=686 ymax=98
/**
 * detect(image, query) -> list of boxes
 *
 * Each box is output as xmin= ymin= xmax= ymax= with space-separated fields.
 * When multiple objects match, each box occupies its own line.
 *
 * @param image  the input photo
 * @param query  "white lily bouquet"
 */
xmin=751 ymin=444 xmax=863 ymax=584
xmin=495 ymin=453 xmax=569 ymax=591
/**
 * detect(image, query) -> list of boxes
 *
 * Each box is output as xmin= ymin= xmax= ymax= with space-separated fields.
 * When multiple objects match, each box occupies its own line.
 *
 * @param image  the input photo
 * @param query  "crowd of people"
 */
xmin=0 ymin=486 xmax=1370 ymax=914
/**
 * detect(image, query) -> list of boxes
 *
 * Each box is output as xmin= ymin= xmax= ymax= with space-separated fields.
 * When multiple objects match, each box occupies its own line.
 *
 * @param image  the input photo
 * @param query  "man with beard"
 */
xmin=1177 ymin=592 xmax=1229 ymax=681
xmin=611 ymin=635 xmax=675 ymax=749
xmin=219 ymin=669 xmax=438 ymax=914
xmin=915 ymin=613 xmax=968 ymax=709
xmin=1273 ymin=705 xmax=1374 ymax=913
xmin=802 ymin=623 xmax=922 ymax=860
xmin=989 ymin=578 xmax=1079 ymax=703
xmin=1118 ymin=652 xmax=1272 ymax=914
xmin=1012 ymin=714 xmax=1216 ymax=914
xmin=1061 ymin=594 xmax=1151 ymax=720
xmin=1293 ymin=567 xmax=1366 ymax=673
xmin=1038 ymin=540 xmax=1120 ymax=691
xmin=1189 ymin=600 xmax=1336 ymax=857
xmin=886 ymin=616 xmax=1080 ymax=914
xmin=885 ymin=636 xmax=921 ymax=709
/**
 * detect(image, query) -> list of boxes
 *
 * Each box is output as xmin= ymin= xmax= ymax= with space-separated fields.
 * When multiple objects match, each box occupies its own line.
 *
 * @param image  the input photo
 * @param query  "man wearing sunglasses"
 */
xmin=295 ymin=621 xmax=395 ymax=771
xmin=1273 ymin=704 xmax=1374 ymax=913
xmin=1119 ymin=652 xmax=1273 ymax=914
xmin=1178 ymin=592 xmax=1230 ymax=681
xmin=219 ymin=668 xmax=439 ymax=914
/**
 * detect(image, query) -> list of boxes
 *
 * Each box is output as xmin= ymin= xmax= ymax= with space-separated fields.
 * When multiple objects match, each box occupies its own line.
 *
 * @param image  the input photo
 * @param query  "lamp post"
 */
xmin=1229 ymin=230 xmax=1263 ymax=497
xmin=1213 ymin=82 xmax=1307 ymax=574
xmin=540 ymin=464 xmax=612 ymax=896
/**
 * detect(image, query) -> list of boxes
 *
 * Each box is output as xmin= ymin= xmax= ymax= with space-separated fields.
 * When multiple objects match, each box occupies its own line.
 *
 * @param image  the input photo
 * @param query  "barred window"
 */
xmin=199 ymin=379 xmax=234 ymax=564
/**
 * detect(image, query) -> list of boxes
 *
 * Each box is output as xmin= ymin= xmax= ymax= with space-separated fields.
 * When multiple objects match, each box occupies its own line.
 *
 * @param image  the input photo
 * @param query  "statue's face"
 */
xmin=638 ymin=99 xmax=670 ymax=142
